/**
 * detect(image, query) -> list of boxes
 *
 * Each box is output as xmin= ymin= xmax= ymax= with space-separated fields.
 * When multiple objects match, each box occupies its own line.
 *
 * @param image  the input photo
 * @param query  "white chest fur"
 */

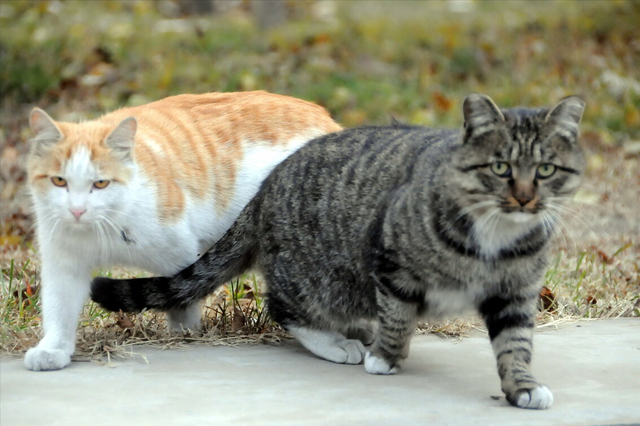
xmin=472 ymin=212 xmax=541 ymax=259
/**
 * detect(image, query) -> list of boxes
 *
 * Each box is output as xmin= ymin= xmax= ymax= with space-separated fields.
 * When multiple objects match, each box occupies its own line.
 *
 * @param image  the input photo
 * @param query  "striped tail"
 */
xmin=90 ymin=204 xmax=259 ymax=313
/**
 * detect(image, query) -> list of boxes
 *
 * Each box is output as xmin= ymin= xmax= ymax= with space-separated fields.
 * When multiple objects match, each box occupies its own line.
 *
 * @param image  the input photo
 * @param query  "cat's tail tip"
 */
xmin=91 ymin=276 xmax=141 ymax=313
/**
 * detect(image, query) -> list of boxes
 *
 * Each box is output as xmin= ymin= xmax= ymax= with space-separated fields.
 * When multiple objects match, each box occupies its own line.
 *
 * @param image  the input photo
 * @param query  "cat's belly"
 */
xmin=422 ymin=289 xmax=477 ymax=319
xmin=104 ymin=231 xmax=203 ymax=276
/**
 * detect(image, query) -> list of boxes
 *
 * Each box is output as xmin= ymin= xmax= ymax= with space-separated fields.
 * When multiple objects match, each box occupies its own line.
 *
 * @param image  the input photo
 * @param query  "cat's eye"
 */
xmin=51 ymin=176 xmax=67 ymax=187
xmin=93 ymin=180 xmax=110 ymax=189
xmin=490 ymin=162 xmax=511 ymax=177
xmin=536 ymin=164 xmax=556 ymax=179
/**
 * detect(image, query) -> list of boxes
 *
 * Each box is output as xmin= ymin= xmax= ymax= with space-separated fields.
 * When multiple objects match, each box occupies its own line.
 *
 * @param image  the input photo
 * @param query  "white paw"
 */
xmin=307 ymin=338 xmax=366 ymax=364
xmin=288 ymin=326 xmax=367 ymax=364
xmin=341 ymin=339 xmax=367 ymax=364
xmin=364 ymin=351 xmax=398 ymax=375
xmin=25 ymin=347 xmax=71 ymax=371
xmin=511 ymin=385 xmax=554 ymax=409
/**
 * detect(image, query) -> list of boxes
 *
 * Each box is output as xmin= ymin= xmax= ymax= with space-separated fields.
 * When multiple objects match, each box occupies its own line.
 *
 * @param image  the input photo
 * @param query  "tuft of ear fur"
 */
xmin=544 ymin=96 xmax=586 ymax=141
xmin=30 ymin=108 xmax=62 ymax=139
xmin=29 ymin=108 xmax=63 ymax=157
xmin=105 ymin=117 xmax=137 ymax=160
xmin=462 ymin=94 xmax=505 ymax=140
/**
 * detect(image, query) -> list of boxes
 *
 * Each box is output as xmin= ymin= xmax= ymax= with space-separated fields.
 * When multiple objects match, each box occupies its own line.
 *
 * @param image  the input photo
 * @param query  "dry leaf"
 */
xmin=432 ymin=92 xmax=453 ymax=112
xmin=597 ymin=250 xmax=614 ymax=264
xmin=539 ymin=286 xmax=556 ymax=312
xmin=231 ymin=305 xmax=245 ymax=332
xmin=12 ymin=284 xmax=39 ymax=306
xmin=115 ymin=311 xmax=134 ymax=329
xmin=25 ymin=279 xmax=35 ymax=297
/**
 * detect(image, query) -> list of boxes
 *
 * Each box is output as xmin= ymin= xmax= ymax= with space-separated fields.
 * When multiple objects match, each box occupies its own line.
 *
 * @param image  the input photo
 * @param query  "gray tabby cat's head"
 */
xmin=451 ymin=94 xmax=586 ymax=225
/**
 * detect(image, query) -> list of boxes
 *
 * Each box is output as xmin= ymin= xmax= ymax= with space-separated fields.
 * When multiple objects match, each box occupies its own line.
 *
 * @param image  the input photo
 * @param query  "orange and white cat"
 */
xmin=25 ymin=91 xmax=342 ymax=371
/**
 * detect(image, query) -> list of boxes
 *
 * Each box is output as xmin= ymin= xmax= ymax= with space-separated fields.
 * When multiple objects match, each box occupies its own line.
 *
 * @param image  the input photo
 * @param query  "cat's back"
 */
xmin=99 ymin=91 xmax=341 ymax=221
xmin=292 ymin=124 xmax=458 ymax=162
xmin=103 ymin=91 xmax=340 ymax=145
xmin=263 ymin=124 xmax=460 ymax=193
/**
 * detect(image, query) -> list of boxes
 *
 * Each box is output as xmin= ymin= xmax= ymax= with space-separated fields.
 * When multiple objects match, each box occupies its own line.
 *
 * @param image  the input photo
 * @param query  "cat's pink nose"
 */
xmin=69 ymin=208 xmax=86 ymax=220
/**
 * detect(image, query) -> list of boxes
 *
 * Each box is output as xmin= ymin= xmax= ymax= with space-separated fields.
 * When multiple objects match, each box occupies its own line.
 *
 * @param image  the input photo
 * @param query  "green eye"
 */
xmin=490 ymin=162 xmax=511 ymax=177
xmin=536 ymin=164 xmax=556 ymax=179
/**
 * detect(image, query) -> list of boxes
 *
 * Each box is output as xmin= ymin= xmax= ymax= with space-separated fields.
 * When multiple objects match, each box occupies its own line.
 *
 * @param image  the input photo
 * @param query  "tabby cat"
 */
xmin=91 ymin=94 xmax=585 ymax=409
xmin=25 ymin=91 xmax=341 ymax=371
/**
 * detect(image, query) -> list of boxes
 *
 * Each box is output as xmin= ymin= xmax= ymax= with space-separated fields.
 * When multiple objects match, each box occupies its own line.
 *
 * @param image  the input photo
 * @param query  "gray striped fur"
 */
xmin=92 ymin=94 xmax=585 ymax=409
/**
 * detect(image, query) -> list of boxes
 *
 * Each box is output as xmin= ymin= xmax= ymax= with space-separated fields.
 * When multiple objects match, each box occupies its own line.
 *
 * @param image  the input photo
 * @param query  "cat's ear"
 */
xmin=29 ymin=108 xmax=63 ymax=157
xmin=544 ymin=96 xmax=586 ymax=141
xmin=105 ymin=117 xmax=137 ymax=161
xmin=462 ymin=94 xmax=505 ymax=140
xmin=30 ymin=108 xmax=62 ymax=139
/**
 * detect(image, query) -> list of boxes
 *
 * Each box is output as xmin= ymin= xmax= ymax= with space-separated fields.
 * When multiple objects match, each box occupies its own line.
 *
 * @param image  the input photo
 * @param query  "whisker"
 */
xmin=102 ymin=220 xmax=116 ymax=256
xmin=469 ymin=207 xmax=500 ymax=249
xmin=100 ymin=208 xmax=136 ymax=220
xmin=543 ymin=207 xmax=579 ymax=253
xmin=101 ymin=215 xmax=134 ymax=259
xmin=48 ymin=218 xmax=62 ymax=241
xmin=94 ymin=221 xmax=107 ymax=256
xmin=454 ymin=200 xmax=496 ymax=222
xmin=486 ymin=209 xmax=503 ymax=251
xmin=545 ymin=202 xmax=597 ymax=242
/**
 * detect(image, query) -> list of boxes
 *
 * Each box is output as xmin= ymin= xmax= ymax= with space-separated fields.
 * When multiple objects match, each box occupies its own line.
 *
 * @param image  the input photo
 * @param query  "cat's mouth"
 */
xmin=495 ymin=197 xmax=543 ymax=223
xmin=499 ymin=196 xmax=542 ymax=217
xmin=62 ymin=216 xmax=94 ymax=229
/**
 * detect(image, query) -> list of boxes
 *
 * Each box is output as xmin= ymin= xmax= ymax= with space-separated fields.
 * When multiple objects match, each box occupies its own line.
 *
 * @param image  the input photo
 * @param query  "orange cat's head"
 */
xmin=28 ymin=108 xmax=137 ymax=228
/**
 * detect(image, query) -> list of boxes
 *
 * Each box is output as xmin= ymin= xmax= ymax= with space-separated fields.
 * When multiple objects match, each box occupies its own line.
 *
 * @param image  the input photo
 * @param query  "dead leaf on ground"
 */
xmin=12 ymin=284 xmax=39 ymax=306
xmin=539 ymin=286 xmax=556 ymax=313
xmin=231 ymin=305 xmax=245 ymax=332
xmin=115 ymin=311 xmax=134 ymax=329
xmin=597 ymin=249 xmax=614 ymax=264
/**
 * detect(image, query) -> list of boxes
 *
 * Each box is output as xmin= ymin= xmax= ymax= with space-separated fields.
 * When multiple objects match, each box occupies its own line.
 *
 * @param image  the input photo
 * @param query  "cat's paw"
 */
xmin=288 ymin=327 xmax=366 ymax=364
xmin=340 ymin=339 xmax=367 ymax=364
xmin=506 ymin=385 xmax=553 ymax=410
xmin=364 ymin=351 xmax=399 ymax=375
xmin=24 ymin=347 xmax=71 ymax=371
xmin=319 ymin=338 xmax=366 ymax=364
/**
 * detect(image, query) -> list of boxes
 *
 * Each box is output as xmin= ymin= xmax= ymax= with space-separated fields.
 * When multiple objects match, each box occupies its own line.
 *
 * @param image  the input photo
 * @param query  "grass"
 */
xmin=0 ymin=258 xmax=283 ymax=358
xmin=1 ymin=0 xmax=639 ymax=360
xmin=542 ymin=245 xmax=639 ymax=318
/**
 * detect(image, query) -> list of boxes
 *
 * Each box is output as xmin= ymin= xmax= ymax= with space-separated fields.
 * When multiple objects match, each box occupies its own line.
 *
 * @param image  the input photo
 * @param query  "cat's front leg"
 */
xmin=25 ymin=256 xmax=91 ymax=371
xmin=480 ymin=294 xmax=553 ymax=409
xmin=364 ymin=284 xmax=418 ymax=375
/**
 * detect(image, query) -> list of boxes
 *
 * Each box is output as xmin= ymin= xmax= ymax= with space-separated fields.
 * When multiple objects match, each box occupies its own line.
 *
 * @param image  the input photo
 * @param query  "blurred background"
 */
xmin=0 ymin=1 xmax=638 ymax=316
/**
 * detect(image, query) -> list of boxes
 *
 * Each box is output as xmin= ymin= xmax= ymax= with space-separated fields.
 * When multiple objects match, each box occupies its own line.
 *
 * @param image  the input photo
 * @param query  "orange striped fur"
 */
xmin=29 ymin=91 xmax=342 ymax=222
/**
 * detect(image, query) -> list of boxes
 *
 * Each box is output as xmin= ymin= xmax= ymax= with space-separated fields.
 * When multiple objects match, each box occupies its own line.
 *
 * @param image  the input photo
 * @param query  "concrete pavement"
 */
xmin=1 ymin=318 xmax=639 ymax=426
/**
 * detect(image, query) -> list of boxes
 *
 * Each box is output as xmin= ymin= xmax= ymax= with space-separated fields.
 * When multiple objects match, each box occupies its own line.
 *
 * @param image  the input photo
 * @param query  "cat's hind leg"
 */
xmin=167 ymin=302 xmax=202 ymax=331
xmin=264 ymin=264 xmax=365 ymax=364
xmin=165 ymin=240 xmax=205 ymax=331
xmin=287 ymin=326 xmax=366 ymax=365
